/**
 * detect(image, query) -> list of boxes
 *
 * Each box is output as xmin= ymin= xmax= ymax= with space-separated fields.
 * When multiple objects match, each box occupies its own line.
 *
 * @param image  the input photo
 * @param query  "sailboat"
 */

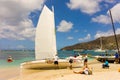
xmin=20 ymin=5 xmax=83 ymax=69
xmin=94 ymin=37 xmax=106 ymax=52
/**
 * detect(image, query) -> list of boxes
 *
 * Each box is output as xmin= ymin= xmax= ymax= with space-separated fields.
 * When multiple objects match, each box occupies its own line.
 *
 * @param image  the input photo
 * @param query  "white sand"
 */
xmin=0 ymin=67 xmax=20 ymax=80
xmin=4 ymin=59 xmax=120 ymax=80
xmin=53 ymin=71 xmax=120 ymax=80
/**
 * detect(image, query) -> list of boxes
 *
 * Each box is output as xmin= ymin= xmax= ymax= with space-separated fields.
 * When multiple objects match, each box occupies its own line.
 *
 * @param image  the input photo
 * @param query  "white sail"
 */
xmin=35 ymin=5 xmax=57 ymax=60
xmin=21 ymin=5 xmax=83 ymax=69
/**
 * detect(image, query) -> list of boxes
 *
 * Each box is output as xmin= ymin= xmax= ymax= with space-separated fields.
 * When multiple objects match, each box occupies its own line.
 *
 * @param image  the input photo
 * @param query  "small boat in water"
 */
xmin=7 ymin=56 xmax=13 ymax=62
xmin=94 ymin=49 xmax=106 ymax=52
xmin=94 ymin=53 xmax=115 ymax=63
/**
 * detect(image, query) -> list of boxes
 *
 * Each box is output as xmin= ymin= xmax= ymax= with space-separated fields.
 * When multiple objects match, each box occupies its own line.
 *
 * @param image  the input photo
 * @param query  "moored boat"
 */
xmin=94 ymin=53 xmax=115 ymax=63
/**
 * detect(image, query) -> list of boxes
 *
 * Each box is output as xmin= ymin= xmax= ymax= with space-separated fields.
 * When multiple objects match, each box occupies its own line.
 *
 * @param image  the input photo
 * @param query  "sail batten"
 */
xmin=35 ymin=5 xmax=57 ymax=60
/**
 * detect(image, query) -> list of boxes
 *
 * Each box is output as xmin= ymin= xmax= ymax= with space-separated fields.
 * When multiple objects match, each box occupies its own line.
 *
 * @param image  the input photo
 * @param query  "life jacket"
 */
xmin=7 ymin=59 xmax=13 ymax=62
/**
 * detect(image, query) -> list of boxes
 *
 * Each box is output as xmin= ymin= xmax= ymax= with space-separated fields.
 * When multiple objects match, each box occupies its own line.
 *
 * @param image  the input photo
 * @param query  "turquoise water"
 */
xmin=0 ymin=50 xmax=116 ymax=67
xmin=0 ymin=50 xmax=35 ymax=67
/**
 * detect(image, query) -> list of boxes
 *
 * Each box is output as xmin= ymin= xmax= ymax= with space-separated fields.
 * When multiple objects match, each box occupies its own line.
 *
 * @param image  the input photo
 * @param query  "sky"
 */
xmin=0 ymin=0 xmax=120 ymax=50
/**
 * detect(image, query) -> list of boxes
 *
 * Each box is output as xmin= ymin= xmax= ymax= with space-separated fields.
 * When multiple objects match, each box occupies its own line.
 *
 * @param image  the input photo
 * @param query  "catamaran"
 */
xmin=20 ymin=5 xmax=83 ymax=69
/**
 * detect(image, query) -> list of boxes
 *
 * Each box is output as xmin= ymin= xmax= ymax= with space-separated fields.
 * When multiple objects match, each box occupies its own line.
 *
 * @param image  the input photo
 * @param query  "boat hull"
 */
xmin=21 ymin=59 xmax=83 ymax=69
xmin=95 ymin=56 xmax=115 ymax=63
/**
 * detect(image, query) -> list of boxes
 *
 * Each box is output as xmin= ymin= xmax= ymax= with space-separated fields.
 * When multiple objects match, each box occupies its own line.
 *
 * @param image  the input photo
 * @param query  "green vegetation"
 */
xmin=61 ymin=34 xmax=120 ymax=50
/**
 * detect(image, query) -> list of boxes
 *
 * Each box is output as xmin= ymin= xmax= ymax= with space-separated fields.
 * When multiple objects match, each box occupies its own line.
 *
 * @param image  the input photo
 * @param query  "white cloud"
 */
xmin=57 ymin=20 xmax=73 ymax=32
xmin=92 ymin=3 xmax=120 ymax=24
xmin=92 ymin=15 xmax=111 ymax=24
xmin=0 ymin=0 xmax=45 ymax=41
xmin=116 ymin=28 xmax=120 ymax=34
xmin=78 ymin=34 xmax=91 ymax=42
xmin=94 ymin=30 xmax=113 ymax=38
xmin=94 ymin=28 xmax=120 ymax=38
xmin=67 ymin=36 xmax=74 ymax=40
xmin=67 ymin=0 xmax=101 ymax=15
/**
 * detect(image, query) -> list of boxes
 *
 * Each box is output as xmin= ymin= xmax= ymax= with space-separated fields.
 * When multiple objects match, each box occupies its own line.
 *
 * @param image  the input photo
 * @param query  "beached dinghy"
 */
xmin=94 ymin=53 xmax=115 ymax=63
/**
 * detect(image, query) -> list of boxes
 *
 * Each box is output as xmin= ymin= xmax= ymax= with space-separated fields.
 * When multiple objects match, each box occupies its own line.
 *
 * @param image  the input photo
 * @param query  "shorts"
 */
xmin=54 ymin=61 xmax=58 ymax=65
xmin=69 ymin=59 xmax=73 ymax=63
xmin=84 ymin=58 xmax=88 ymax=62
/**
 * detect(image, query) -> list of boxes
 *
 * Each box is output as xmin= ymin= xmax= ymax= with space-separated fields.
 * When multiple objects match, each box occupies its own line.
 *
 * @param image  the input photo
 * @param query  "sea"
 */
xmin=0 ymin=50 xmax=116 ymax=68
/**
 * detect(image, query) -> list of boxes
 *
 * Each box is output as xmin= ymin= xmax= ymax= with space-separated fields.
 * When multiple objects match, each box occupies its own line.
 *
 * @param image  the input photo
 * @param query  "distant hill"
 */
xmin=61 ymin=34 xmax=120 ymax=50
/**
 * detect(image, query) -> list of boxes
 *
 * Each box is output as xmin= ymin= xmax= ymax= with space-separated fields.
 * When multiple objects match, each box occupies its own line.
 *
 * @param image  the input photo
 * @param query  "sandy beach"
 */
xmin=0 ymin=67 xmax=20 ymax=80
xmin=5 ymin=59 xmax=120 ymax=80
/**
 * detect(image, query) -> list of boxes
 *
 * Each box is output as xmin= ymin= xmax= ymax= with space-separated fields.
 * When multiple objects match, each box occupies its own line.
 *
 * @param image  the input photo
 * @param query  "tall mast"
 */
xmin=100 ymin=37 xmax=102 ymax=50
xmin=109 ymin=10 xmax=119 ymax=53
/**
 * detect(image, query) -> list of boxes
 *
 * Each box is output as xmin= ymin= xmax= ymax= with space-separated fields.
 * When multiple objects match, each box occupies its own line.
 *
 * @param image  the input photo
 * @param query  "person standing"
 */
xmin=69 ymin=57 xmax=73 ymax=70
xmin=115 ymin=52 xmax=119 ymax=64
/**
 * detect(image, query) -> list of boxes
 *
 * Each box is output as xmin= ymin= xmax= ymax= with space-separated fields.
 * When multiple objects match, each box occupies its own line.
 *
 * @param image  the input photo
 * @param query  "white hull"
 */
xmin=21 ymin=59 xmax=83 ymax=69
xmin=94 ymin=49 xmax=106 ymax=52
xmin=94 ymin=55 xmax=115 ymax=63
